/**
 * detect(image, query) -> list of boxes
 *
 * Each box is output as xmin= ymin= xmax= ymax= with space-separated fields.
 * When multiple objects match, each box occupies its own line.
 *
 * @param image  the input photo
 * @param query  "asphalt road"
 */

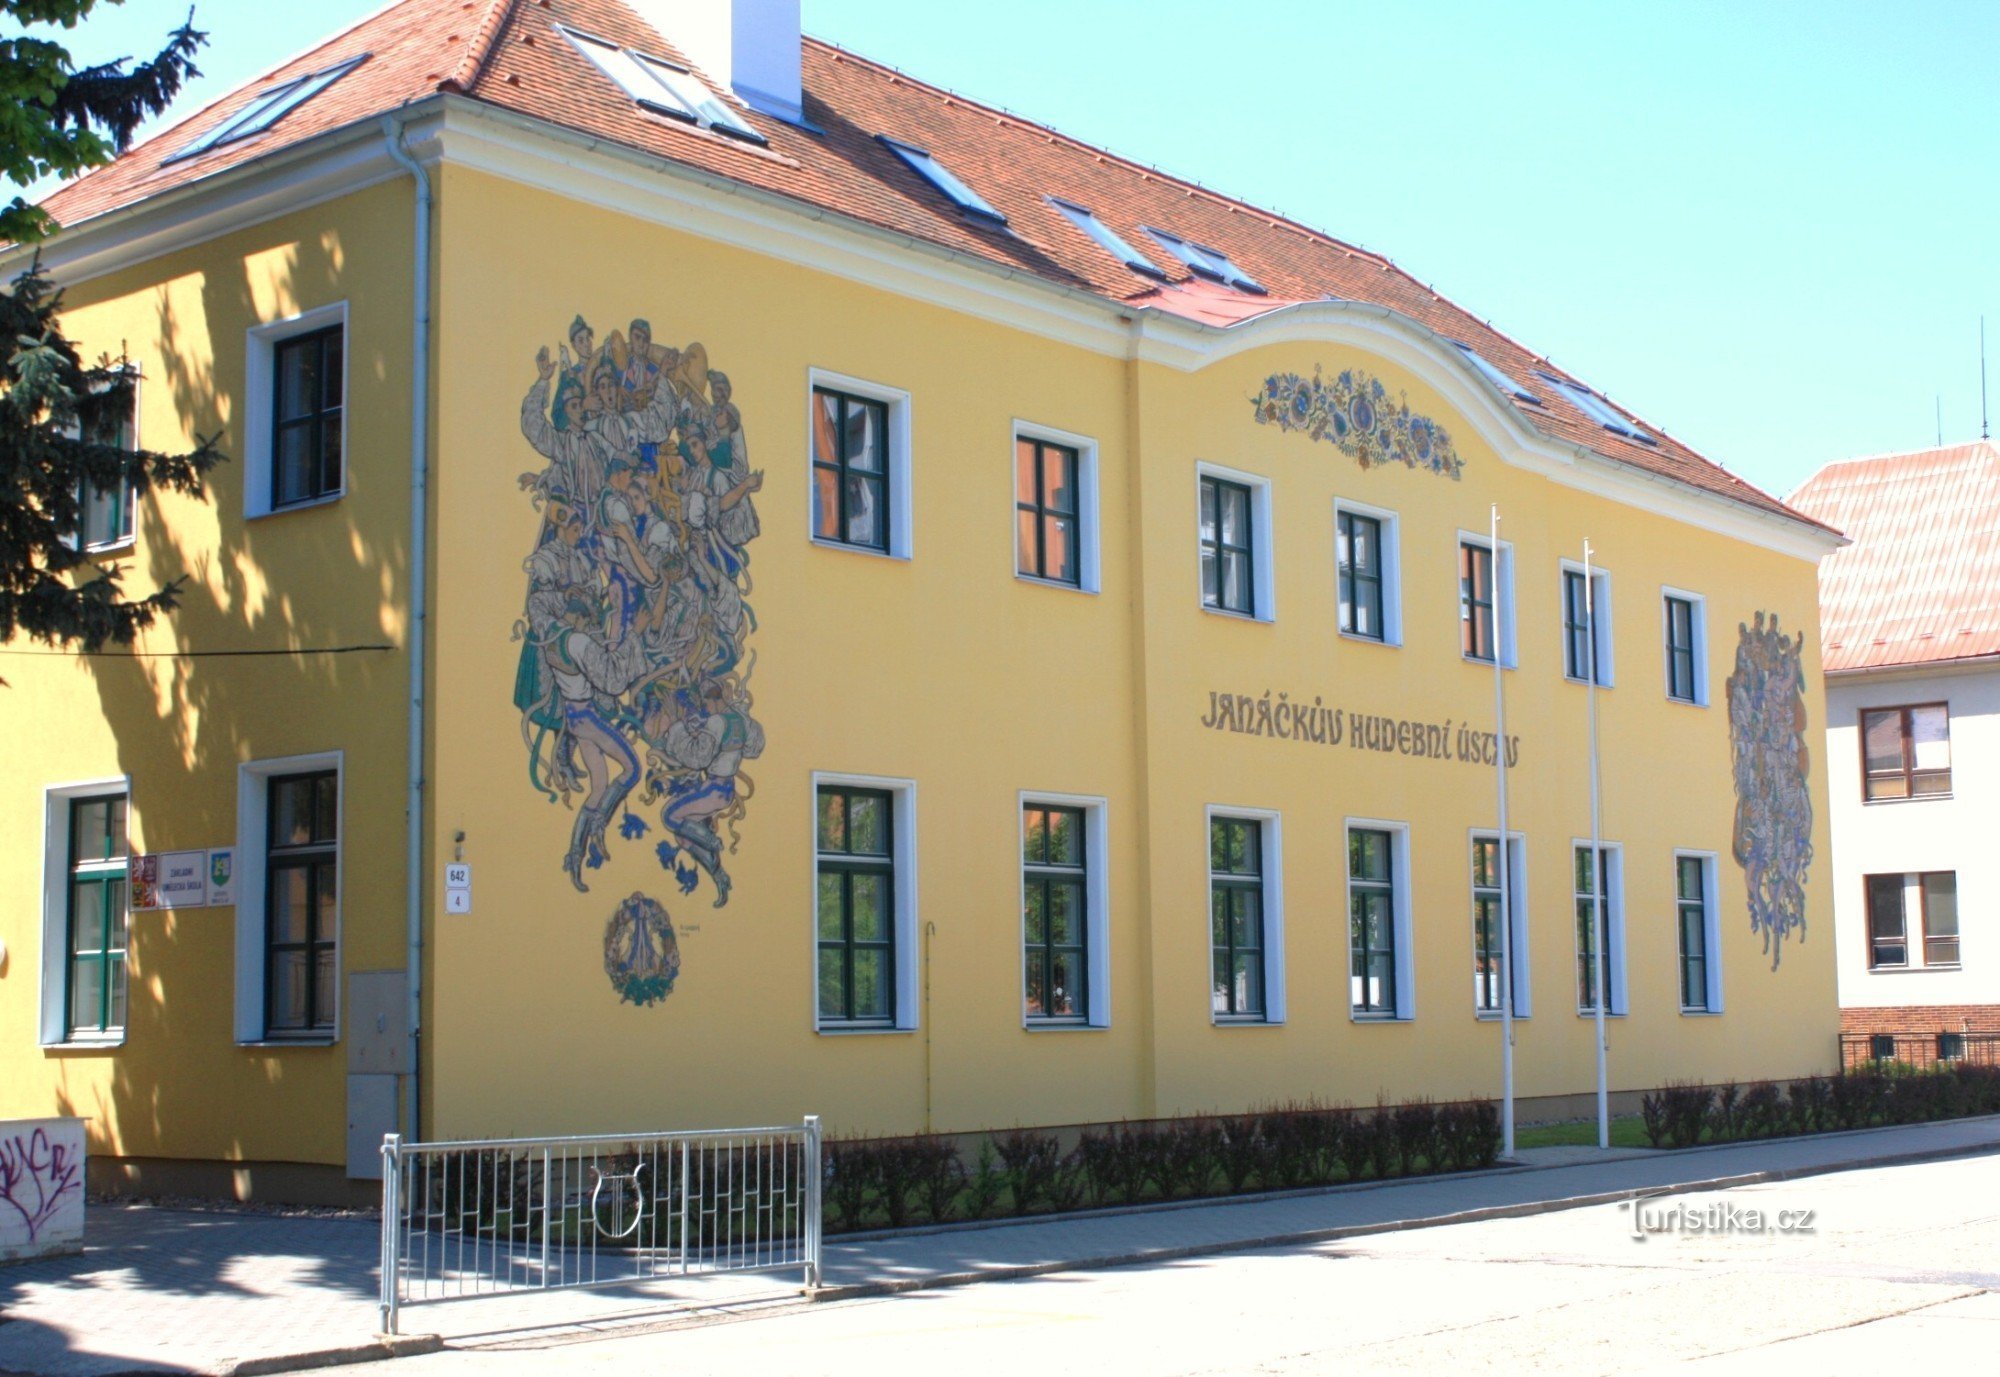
xmin=359 ymin=1153 xmax=2000 ymax=1374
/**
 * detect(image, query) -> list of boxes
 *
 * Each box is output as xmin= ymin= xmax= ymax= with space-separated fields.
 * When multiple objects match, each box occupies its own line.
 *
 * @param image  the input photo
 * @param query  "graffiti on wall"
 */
xmin=1252 ymin=365 xmax=1463 ymax=479
xmin=1726 ymin=612 xmax=1814 ymax=969
xmin=0 ymin=1126 xmax=81 ymax=1245
xmin=512 ymin=315 xmax=764 ymax=1000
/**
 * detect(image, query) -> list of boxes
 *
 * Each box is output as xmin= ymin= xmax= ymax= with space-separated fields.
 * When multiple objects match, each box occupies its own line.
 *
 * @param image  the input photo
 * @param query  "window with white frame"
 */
xmin=1471 ymin=832 xmax=1531 ymax=1018
xmin=814 ymin=774 xmax=918 ymax=1030
xmin=233 ymin=752 xmax=342 ymax=1044
xmin=1573 ymin=843 xmax=1626 ymax=1014
xmin=1458 ymin=533 xmax=1516 ymax=666
xmin=1335 ymin=499 xmax=1400 ymax=644
xmin=1014 ymin=424 xmax=1099 ymax=592
xmin=1560 ymin=562 xmax=1614 ymax=686
xmin=1662 ymin=589 xmax=1707 ymax=705
xmin=1021 ymin=796 xmax=1110 ymax=1027
xmin=1209 ymin=810 xmax=1283 ymax=1023
xmin=809 ymin=371 xmax=911 ymax=559
xmin=39 ymin=783 xmax=130 ymax=1045
xmin=63 ymin=369 xmax=139 ymax=552
xmin=1198 ymin=464 xmax=1274 ymax=621
xmin=245 ymin=304 xmax=347 ymax=518
xmin=1675 ymin=852 xmax=1723 ymax=1012
xmin=1348 ymin=821 xmax=1415 ymax=1020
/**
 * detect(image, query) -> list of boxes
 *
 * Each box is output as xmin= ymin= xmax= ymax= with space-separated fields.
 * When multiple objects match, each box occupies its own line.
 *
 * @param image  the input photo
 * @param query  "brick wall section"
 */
xmin=1841 ymin=1005 xmax=2000 ymax=1034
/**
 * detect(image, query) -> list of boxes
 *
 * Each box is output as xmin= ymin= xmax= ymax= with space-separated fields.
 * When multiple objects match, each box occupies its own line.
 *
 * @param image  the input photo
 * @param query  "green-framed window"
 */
xmin=1472 ymin=835 xmax=1503 ymax=1014
xmin=1460 ymin=541 xmax=1495 ymax=661
xmin=1563 ymin=569 xmax=1593 ymax=681
xmin=816 ymin=785 xmax=896 ymax=1025
xmin=1574 ymin=845 xmax=1619 ymax=1013
xmin=1349 ymin=828 xmax=1397 ymax=1016
xmin=1337 ymin=509 xmax=1384 ymax=639
xmin=1023 ymin=804 xmax=1088 ymax=1021
xmin=266 ymin=771 xmax=338 ymax=1035
xmin=1677 ymin=855 xmax=1710 ymax=1011
xmin=1665 ymin=595 xmax=1699 ymax=702
xmin=1016 ymin=437 xmax=1081 ymax=585
xmin=65 ymin=794 xmax=129 ymax=1038
xmin=1209 ymin=816 xmax=1265 ymax=1018
xmin=811 ymin=387 xmax=890 ymax=551
xmin=272 ymin=326 xmax=344 ymax=508
xmin=1199 ymin=475 xmax=1255 ymax=615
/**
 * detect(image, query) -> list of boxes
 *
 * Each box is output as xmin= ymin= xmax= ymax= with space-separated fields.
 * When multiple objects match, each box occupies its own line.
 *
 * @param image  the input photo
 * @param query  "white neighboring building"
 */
xmin=1790 ymin=441 xmax=2000 ymax=1067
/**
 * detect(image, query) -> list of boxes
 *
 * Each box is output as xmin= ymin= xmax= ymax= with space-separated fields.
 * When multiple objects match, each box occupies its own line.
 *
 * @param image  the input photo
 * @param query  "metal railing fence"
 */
xmin=1838 ymin=1031 xmax=2000 ymax=1072
xmin=379 ymin=1117 xmax=821 ymax=1334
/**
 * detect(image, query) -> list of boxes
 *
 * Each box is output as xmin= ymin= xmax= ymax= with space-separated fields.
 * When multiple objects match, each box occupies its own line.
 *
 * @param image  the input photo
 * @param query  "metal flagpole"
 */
xmin=1492 ymin=504 xmax=1515 ymax=1159
xmin=1584 ymin=539 xmax=1609 ymax=1149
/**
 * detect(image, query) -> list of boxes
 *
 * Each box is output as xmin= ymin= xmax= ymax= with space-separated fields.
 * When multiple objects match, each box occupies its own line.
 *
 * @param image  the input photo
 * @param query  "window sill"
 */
xmin=253 ymin=491 xmax=346 ymax=521
xmin=1350 ymin=1013 xmax=1409 ymax=1024
xmin=238 ymin=1036 xmax=339 ymax=1048
xmin=83 ymin=537 xmax=137 ymax=558
xmin=1200 ymin=605 xmax=1269 ymax=625
xmin=1211 ymin=1015 xmax=1280 ymax=1028
xmin=815 ymin=1023 xmax=913 ymax=1036
xmin=1563 ymin=674 xmax=1615 ymax=690
xmin=1861 ymin=794 xmax=1954 ymax=806
xmin=1665 ymin=694 xmax=1707 ymax=709
xmin=44 ymin=1034 xmax=125 ymax=1051
xmin=1461 ymin=655 xmax=1515 ymax=671
xmin=1679 ymin=1008 xmax=1723 ymax=1017
xmin=1338 ymin=630 xmax=1398 ymax=649
xmin=1868 ymin=964 xmax=1959 ymax=974
xmin=809 ymin=536 xmax=905 ymax=562
xmin=1474 ymin=1010 xmax=1530 ymax=1022
xmin=1023 ymin=1019 xmax=1103 ymax=1033
xmin=1015 ymin=572 xmax=1095 ymax=595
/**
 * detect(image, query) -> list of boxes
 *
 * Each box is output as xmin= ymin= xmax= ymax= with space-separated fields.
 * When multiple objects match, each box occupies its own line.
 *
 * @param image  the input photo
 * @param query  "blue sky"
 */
xmin=23 ymin=0 xmax=2000 ymax=499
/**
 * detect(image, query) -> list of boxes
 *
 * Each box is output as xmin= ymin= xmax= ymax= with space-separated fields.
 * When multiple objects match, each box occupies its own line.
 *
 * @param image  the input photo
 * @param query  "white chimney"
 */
xmin=654 ymin=0 xmax=805 ymax=126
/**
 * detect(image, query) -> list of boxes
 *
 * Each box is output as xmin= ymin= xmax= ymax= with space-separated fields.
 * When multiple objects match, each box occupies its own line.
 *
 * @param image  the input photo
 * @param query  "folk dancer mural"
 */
xmin=1725 ymin=612 xmax=1814 ymax=969
xmin=512 ymin=315 xmax=765 ymax=923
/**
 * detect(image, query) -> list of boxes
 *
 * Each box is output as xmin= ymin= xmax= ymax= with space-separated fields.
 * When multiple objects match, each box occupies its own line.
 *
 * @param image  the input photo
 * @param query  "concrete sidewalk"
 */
xmin=3 ymin=1116 xmax=1997 ymax=1376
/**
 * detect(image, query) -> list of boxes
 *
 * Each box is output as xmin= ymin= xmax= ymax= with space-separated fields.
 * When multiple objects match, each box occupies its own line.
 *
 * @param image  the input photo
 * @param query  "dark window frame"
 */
xmin=1199 ymin=475 xmax=1257 ymax=617
xmin=1676 ymin=855 xmax=1711 ymax=1011
xmin=1574 ymin=845 xmax=1620 ymax=1014
xmin=810 ymin=386 xmax=892 ymax=553
xmin=64 ymin=793 xmax=129 ymax=1038
xmin=1859 ymin=703 xmax=1952 ymax=802
xmin=264 ymin=770 xmax=339 ymax=1037
xmin=1209 ymin=815 xmax=1267 ymax=1020
xmin=815 ymin=785 xmax=898 ymax=1027
xmin=1471 ymin=835 xmax=1503 ymax=1014
xmin=1022 ymin=803 xmax=1089 ymax=1023
xmin=1664 ymin=595 xmax=1699 ymax=703
xmin=1864 ymin=872 xmax=1908 ymax=969
xmin=1460 ymin=540 xmax=1497 ymax=662
xmin=1337 ymin=508 xmax=1385 ymax=640
xmin=1919 ymin=871 xmax=1960 ymax=968
xmin=1015 ymin=436 xmax=1083 ymax=587
xmin=1349 ymin=828 xmax=1398 ymax=1017
xmin=270 ymin=325 xmax=344 ymax=509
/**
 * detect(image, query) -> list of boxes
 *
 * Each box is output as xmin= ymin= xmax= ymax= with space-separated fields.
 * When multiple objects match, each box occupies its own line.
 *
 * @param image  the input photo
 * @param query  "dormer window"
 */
xmin=167 ymin=55 xmax=368 ymax=163
xmin=1536 ymin=372 xmax=1655 ymax=445
xmin=1453 ymin=342 xmax=1540 ymax=404
xmin=1142 ymin=227 xmax=1265 ymax=294
xmin=562 ymin=27 xmax=766 ymax=143
xmin=1048 ymin=198 xmax=1163 ymax=277
xmin=877 ymin=137 xmax=1007 ymax=224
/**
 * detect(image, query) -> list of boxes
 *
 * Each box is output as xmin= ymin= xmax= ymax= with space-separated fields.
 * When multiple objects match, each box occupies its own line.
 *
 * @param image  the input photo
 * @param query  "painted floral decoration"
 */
xmin=1252 ymin=365 xmax=1464 ymax=480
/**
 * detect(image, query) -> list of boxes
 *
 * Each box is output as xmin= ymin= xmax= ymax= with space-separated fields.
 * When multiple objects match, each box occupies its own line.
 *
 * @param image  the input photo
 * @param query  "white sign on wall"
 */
xmin=444 ymin=863 xmax=472 ymax=914
xmin=129 ymin=848 xmax=236 ymax=911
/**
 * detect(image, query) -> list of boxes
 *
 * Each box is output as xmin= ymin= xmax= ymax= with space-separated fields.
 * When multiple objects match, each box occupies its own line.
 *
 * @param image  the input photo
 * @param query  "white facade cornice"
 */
xmin=17 ymin=93 xmax=1838 ymax=560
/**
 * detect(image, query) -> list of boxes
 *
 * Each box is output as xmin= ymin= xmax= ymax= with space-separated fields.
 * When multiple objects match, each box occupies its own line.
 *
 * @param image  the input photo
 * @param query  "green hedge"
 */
xmin=1641 ymin=1062 xmax=2000 ymax=1149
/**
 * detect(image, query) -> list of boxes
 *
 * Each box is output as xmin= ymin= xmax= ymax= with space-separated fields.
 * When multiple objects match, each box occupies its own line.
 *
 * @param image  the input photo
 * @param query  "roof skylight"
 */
xmin=167 ymin=55 xmax=368 ymax=163
xmin=562 ymin=28 xmax=765 ymax=144
xmin=1141 ymin=227 xmax=1265 ymax=294
xmin=1048 ymin=198 xmax=1164 ymax=277
xmin=1453 ymin=342 xmax=1540 ymax=404
xmin=1536 ymin=372 xmax=1656 ymax=444
xmin=878 ymin=137 xmax=1007 ymax=224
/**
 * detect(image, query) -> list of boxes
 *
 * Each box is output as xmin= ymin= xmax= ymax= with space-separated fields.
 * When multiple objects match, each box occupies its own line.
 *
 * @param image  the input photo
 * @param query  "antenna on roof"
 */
xmin=1937 ymin=395 xmax=1944 ymax=447
xmin=1981 ymin=315 xmax=1990 ymax=441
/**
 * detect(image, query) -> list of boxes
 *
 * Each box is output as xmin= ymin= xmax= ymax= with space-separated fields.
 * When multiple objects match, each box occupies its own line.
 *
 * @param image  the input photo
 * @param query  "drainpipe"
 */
xmin=383 ymin=113 xmax=432 ymax=1143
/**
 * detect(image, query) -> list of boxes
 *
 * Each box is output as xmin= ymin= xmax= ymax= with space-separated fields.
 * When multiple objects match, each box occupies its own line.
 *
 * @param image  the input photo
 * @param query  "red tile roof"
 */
xmin=1788 ymin=441 xmax=2000 ymax=673
xmin=38 ymin=0 xmax=1825 ymax=533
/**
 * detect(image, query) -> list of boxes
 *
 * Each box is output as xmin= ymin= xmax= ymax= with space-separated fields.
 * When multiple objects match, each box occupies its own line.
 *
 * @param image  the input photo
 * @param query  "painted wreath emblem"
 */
xmin=603 ymin=891 xmax=681 ymax=1007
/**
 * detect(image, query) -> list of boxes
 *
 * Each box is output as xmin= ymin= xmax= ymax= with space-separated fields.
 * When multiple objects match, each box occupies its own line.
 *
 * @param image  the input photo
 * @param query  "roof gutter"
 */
xmin=382 ymin=111 xmax=432 ymax=1146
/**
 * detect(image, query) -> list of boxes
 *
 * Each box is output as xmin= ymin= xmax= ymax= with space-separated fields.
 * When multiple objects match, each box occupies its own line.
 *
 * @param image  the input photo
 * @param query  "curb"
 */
xmin=210 ymin=1334 xmax=444 ymax=1376
xmin=803 ymin=1137 xmax=2000 ymax=1304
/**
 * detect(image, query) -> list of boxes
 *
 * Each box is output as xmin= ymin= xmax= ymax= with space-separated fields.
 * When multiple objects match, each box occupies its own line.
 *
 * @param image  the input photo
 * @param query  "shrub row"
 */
xmin=1641 ymin=1062 xmax=2000 ymax=1149
xmin=824 ymin=1098 xmax=1502 ymax=1233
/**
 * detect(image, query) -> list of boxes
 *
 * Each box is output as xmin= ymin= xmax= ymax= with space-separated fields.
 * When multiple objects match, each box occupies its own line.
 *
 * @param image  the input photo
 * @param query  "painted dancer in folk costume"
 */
xmin=518 ymin=347 xmax=606 ymax=513
xmin=649 ymin=677 xmax=764 ymax=906
xmin=595 ymin=452 xmax=659 ymax=645
xmin=548 ymin=586 xmax=668 ymax=892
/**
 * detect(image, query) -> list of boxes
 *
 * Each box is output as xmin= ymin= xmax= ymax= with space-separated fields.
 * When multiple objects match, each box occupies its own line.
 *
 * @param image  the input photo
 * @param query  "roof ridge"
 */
xmin=799 ymin=34 xmax=1402 ymax=274
xmin=1803 ymin=437 xmax=2000 ymax=476
xmin=442 ymin=0 xmax=517 ymax=94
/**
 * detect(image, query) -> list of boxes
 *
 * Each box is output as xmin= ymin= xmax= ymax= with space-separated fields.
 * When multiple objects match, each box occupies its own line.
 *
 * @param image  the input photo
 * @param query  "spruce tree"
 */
xmin=0 ymin=1 xmax=220 ymax=670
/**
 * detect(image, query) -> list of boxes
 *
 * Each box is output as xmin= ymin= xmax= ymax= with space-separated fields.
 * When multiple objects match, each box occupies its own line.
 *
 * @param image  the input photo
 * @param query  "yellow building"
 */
xmin=0 ymin=0 xmax=1842 ymax=1200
